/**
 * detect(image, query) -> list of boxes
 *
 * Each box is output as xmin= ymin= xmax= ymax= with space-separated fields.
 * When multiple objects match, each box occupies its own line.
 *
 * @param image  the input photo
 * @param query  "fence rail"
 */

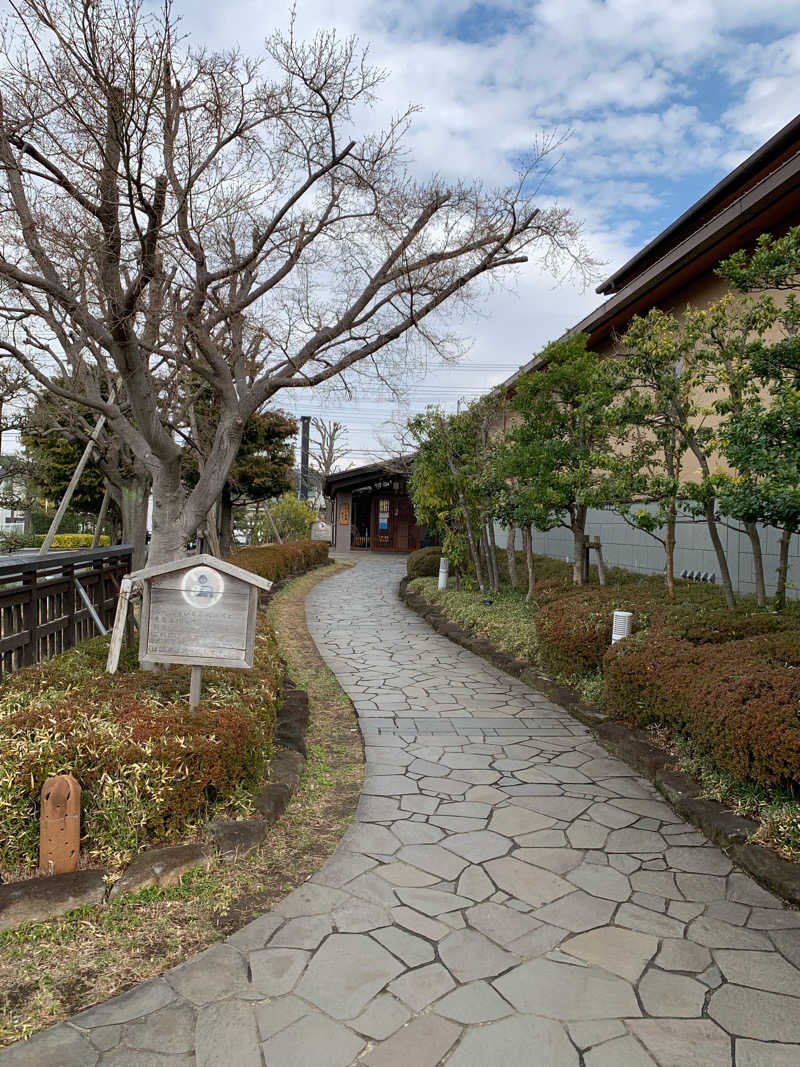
xmin=0 ymin=546 xmax=133 ymax=680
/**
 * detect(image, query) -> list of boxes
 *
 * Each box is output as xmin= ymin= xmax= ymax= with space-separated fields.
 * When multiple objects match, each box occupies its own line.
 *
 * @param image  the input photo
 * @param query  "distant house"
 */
xmin=498 ymin=113 xmax=800 ymax=596
xmin=324 ymin=458 xmax=428 ymax=553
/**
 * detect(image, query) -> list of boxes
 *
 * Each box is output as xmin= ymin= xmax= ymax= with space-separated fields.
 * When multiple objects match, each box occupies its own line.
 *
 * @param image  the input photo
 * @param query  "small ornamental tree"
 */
xmin=507 ymin=334 xmax=640 ymax=586
xmin=716 ymin=230 xmax=800 ymax=607
xmin=251 ymin=492 xmax=316 ymax=544
xmin=621 ymin=309 xmax=739 ymax=609
xmin=408 ymin=406 xmax=487 ymax=590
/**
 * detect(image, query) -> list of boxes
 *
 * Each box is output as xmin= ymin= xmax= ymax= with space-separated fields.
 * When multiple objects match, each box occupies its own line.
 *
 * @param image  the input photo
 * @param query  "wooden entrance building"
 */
xmin=325 ymin=461 xmax=427 ymax=553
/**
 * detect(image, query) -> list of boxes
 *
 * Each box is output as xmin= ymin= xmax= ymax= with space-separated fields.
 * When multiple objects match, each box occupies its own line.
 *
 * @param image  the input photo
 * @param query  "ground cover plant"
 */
xmin=0 ymin=540 xmax=328 ymax=876
xmin=0 ymin=621 xmax=282 ymax=876
xmin=408 ymin=548 xmax=800 ymax=856
xmin=0 ymin=562 xmax=363 ymax=1046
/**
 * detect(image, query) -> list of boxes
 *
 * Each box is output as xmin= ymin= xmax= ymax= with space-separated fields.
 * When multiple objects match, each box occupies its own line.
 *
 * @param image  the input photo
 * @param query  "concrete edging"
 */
xmin=399 ymin=575 xmax=800 ymax=908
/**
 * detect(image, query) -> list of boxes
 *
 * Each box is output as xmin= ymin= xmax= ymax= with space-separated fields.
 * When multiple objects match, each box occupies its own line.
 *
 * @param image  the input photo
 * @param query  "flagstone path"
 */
xmin=5 ymin=557 xmax=800 ymax=1066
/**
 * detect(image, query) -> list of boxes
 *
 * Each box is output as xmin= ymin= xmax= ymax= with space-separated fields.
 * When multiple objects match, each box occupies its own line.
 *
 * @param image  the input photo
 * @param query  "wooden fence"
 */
xmin=0 ymin=545 xmax=133 ymax=680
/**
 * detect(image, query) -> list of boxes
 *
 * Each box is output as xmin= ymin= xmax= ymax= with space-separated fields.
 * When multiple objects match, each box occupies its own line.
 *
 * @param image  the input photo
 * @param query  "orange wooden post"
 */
xmin=39 ymin=774 xmax=81 ymax=874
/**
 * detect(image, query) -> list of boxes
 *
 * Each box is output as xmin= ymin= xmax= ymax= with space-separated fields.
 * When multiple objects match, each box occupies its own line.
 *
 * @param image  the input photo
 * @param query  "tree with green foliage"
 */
xmin=250 ymin=492 xmax=316 ymax=544
xmin=218 ymin=412 xmax=297 ymax=555
xmin=407 ymin=406 xmax=487 ymax=590
xmin=716 ymin=229 xmax=800 ymax=607
xmin=621 ymin=309 xmax=743 ymax=608
xmin=20 ymin=388 xmax=150 ymax=565
xmin=507 ymin=333 xmax=641 ymax=586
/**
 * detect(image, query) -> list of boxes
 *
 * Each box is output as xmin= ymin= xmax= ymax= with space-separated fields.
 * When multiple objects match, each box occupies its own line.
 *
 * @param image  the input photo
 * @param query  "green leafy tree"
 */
xmin=220 ymin=412 xmax=297 ymax=554
xmin=622 ymin=309 xmax=741 ymax=608
xmin=407 ymin=406 xmax=487 ymax=590
xmin=252 ymin=493 xmax=317 ymax=543
xmin=507 ymin=333 xmax=641 ymax=586
xmin=20 ymin=388 xmax=150 ymax=564
xmin=716 ymin=229 xmax=800 ymax=607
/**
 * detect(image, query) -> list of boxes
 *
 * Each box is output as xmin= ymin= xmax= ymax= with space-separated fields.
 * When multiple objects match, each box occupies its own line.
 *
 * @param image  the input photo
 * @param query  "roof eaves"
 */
xmin=596 ymin=112 xmax=800 ymax=295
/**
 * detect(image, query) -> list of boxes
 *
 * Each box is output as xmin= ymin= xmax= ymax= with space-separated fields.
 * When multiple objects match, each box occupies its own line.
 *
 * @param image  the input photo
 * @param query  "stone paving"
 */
xmin=5 ymin=557 xmax=800 ymax=1066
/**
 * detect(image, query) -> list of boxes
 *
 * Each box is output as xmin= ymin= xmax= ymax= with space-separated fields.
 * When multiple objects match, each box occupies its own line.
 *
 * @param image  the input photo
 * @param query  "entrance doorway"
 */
xmin=351 ymin=493 xmax=372 ymax=550
xmin=371 ymin=493 xmax=420 ymax=552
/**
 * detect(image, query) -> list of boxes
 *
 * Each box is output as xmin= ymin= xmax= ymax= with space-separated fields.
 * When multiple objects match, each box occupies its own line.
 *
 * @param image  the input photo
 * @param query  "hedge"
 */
xmin=230 ymin=539 xmax=328 ymax=582
xmin=0 ymin=620 xmax=282 ymax=875
xmin=0 ymin=532 xmax=111 ymax=550
xmin=532 ymin=575 xmax=797 ymax=678
xmin=407 ymin=546 xmax=442 ymax=579
xmin=604 ymin=629 xmax=800 ymax=789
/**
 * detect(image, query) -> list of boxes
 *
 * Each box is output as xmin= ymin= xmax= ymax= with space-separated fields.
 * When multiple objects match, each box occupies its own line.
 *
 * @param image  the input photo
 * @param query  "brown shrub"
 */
xmin=0 ymin=618 xmax=281 ymax=874
xmin=231 ymin=539 xmax=328 ymax=582
xmin=604 ymin=631 xmax=800 ymax=788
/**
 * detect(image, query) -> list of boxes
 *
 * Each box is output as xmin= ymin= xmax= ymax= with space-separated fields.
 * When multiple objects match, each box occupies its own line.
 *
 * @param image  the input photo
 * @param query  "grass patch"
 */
xmin=410 ymin=578 xmax=540 ymax=661
xmin=0 ymin=562 xmax=362 ymax=1047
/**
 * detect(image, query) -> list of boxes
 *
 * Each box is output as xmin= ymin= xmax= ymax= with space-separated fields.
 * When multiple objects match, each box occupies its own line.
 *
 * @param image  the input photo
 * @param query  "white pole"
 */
xmin=438 ymin=555 xmax=449 ymax=591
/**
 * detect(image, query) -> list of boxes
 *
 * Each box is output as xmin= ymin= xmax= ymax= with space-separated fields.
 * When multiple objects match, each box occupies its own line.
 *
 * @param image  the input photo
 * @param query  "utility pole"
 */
xmin=299 ymin=415 xmax=310 ymax=500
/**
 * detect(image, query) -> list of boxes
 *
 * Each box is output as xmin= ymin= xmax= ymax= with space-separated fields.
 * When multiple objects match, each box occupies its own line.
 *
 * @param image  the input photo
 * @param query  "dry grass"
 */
xmin=0 ymin=562 xmax=362 ymax=1047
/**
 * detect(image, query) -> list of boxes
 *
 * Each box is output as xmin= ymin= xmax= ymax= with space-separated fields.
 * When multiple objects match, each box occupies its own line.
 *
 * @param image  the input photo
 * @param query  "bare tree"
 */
xmin=310 ymin=418 xmax=349 ymax=481
xmin=0 ymin=0 xmax=593 ymax=563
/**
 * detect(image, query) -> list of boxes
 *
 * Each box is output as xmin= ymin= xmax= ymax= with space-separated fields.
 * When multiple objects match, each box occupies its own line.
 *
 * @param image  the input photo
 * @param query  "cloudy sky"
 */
xmin=182 ymin=0 xmax=800 ymax=468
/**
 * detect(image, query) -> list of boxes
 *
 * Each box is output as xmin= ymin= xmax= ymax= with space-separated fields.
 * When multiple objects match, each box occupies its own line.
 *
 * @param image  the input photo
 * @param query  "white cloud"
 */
xmin=175 ymin=1 xmax=800 ymax=461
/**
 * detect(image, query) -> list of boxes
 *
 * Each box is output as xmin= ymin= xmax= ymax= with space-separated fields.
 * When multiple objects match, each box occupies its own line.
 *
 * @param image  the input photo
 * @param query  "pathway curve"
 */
xmin=5 ymin=558 xmax=800 ymax=1066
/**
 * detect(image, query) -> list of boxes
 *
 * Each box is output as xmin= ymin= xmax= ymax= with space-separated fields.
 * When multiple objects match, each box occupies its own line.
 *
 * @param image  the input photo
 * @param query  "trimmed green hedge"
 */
xmin=0 ymin=532 xmax=111 ymax=551
xmin=407 ymin=546 xmax=443 ymax=579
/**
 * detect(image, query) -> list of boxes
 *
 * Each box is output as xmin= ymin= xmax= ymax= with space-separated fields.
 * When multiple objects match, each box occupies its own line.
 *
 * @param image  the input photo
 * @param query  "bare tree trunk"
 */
xmin=744 ymin=521 xmax=766 ymax=608
xmin=480 ymin=527 xmax=497 ymax=593
xmin=148 ymin=463 xmax=190 ymax=565
xmin=703 ymin=501 xmax=736 ymax=610
xmin=459 ymin=497 xmax=484 ymax=593
xmin=664 ymin=495 xmax=677 ymax=603
xmin=506 ymin=523 xmax=520 ymax=588
xmin=522 ymin=524 xmax=535 ymax=601
xmin=593 ymin=540 xmax=607 ymax=586
xmin=571 ymin=506 xmax=588 ymax=586
xmin=219 ymin=485 xmax=234 ymax=557
xmin=486 ymin=523 xmax=499 ymax=592
xmin=775 ymin=526 xmax=792 ymax=611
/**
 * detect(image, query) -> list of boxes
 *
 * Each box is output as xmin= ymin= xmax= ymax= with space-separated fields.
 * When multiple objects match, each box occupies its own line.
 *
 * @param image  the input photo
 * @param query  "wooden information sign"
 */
xmin=107 ymin=554 xmax=272 ymax=710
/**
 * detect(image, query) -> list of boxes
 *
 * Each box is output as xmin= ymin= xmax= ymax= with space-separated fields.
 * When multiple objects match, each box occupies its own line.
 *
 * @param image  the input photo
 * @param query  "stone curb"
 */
xmin=400 ymin=576 xmax=800 ymax=908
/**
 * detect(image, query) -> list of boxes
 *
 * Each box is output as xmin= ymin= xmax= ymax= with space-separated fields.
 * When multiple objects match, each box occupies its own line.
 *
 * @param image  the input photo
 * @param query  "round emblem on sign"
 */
xmin=181 ymin=565 xmax=224 ymax=608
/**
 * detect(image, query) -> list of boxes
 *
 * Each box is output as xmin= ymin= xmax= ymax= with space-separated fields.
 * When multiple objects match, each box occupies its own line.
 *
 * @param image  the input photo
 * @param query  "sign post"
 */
xmin=106 ymin=555 xmax=273 ymax=710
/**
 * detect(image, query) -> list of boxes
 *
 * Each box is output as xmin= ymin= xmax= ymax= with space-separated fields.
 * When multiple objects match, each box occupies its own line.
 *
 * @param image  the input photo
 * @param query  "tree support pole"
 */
xmin=39 ymin=398 xmax=113 ymax=554
xmin=91 ymin=486 xmax=111 ymax=548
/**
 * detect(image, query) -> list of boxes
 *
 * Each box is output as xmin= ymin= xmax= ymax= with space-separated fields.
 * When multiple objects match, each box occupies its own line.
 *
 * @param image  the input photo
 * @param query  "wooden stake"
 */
xmin=39 ymin=392 xmax=115 ymax=554
xmin=91 ymin=486 xmax=111 ymax=548
xmin=106 ymin=577 xmax=134 ymax=673
xmin=590 ymin=538 xmax=607 ymax=586
xmin=190 ymin=665 xmax=202 ymax=711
